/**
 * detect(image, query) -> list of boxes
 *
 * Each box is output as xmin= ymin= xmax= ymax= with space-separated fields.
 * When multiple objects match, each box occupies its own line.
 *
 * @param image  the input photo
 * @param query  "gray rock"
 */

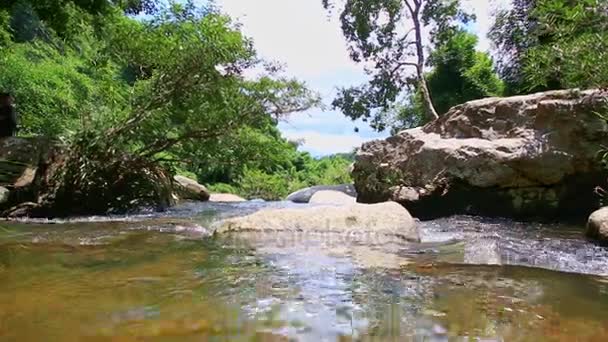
xmin=353 ymin=89 xmax=608 ymax=219
xmin=216 ymin=201 xmax=420 ymax=242
xmin=587 ymin=207 xmax=608 ymax=243
xmin=309 ymin=190 xmax=356 ymax=205
xmin=174 ymin=175 xmax=210 ymax=202
xmin=286 ymin=184 xmax=357 ymax=203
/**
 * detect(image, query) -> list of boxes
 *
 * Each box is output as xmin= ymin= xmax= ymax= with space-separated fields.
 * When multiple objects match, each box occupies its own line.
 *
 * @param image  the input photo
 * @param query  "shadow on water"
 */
xmin=0 ymin=201 xmax=607 ymax=341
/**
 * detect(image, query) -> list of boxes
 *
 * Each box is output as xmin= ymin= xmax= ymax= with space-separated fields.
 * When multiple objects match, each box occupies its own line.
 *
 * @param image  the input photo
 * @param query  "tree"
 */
xmin=522 ymin=0 xmax=608 ymax=90
xmin=489 ymin=0 xmax=538 ymax=94
xmin=322 ymin=0 xmax=473 ymax=129
xmin=1 ymin=0 xmax=157 ymax=42
xmin=425 ymin=30 xmax=503 ymax=115
xmin=490 ymin=0 xmax=608 ymax=92
xmin=0 ymin=1 xmax=322 ymax=214
xmin=388 ymin=30 xmax=503 ymax=131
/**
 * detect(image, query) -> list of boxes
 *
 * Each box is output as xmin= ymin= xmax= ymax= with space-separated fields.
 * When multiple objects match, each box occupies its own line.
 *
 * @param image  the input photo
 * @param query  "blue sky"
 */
xmin=212 ymin=0 xmax=509 ymax=156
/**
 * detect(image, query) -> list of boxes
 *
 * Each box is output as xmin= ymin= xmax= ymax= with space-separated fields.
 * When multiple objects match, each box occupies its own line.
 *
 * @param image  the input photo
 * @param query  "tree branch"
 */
xmin=404 ymin=0 xmax=416 ymax=18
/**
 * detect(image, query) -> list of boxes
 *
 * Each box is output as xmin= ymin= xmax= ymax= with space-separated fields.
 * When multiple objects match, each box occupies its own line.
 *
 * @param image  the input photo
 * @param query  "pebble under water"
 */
xmin=1 ymin=201 xmax=608 ymax=341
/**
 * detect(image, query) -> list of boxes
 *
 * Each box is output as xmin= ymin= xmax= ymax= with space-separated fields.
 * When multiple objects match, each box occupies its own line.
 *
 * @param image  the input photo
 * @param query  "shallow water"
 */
xmin=1 ymin=201 xmax=608 ymax=341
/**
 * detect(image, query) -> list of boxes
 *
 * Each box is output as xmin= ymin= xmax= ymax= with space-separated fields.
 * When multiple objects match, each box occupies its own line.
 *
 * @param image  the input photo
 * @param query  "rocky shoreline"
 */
xmin=2 ymin=89 xmax=608 ymax=243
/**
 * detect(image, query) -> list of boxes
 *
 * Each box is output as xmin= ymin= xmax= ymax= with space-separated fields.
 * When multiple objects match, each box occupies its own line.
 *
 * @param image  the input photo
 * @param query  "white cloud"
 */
xmin=211 ymin=0 xmax=509 ymax=155
xmin=463 ymin=0 xmax=512 ymax=52
xmin=215 ymin=0 xmax=363 ymax=79
xmin=281 ymin=129 xmax=378 ymax=156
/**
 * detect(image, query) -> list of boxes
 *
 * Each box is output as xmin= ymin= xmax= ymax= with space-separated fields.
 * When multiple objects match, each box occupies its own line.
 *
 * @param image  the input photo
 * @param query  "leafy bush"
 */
xmin=209 ymin=153 xmax=354 ymax=201
xmin=0 ymin=41 xmax=128 ymax=137
xmin=491 ymin=0 xmax=608 ymax=92
xmin=236 ymin=169 xmax=295 ymax=200
xmin=207 ymin=183 xmax=240 ymax=196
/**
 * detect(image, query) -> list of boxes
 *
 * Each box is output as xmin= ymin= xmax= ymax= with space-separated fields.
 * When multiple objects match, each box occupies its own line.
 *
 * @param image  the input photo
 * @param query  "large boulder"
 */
xmin=216 ymin=201 xmax=420 ymax=242
xmin=286 ymin=184 xmax=357 ymax=203
xmin=586 ymin=207 xmax=608 ymax=243
xmin=309 ymin=190 xmax=356 ymax=205
xmin=354 ymin=89 xmax=608 ymax=219
xmin=173 ymin=175 xmax=210 ymax=201
xmin=0 ymin=137 xmax=56 ymax=189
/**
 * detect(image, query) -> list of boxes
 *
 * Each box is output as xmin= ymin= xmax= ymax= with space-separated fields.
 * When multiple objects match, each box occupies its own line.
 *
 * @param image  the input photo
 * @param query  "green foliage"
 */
xmin=323 ymin=0 xmax=473 ymax=130
xmin=0 ymin=0 xmax=354 ymax=214
xmin=201 ymin=147 xmax=354 ymax=201
xmin=390 ymin=31 xmax=503 ymax=131
xmin=0 ymin=0 xmax=156 ymax=41
xmin=0 ymin=10 xmax=11 ymax=45
xmin=45 ymin=132 xmax=175 ymax=216
xmin=490 ymin=0 xmax=608 ymax=93
xmin=236 ymin=168 xmax=302 ymax=200
xmin=230 ymin=154 xmax=354 ymax=200
xmin=207 ymin=183 xmax=240 ymax=196
xmin=0 ymin=39 xmax=128 ymax=136
xmin=302 ymin=154 xmax=353 ymax=186
xmin=323 ymin=0 xmax=503 ymax=132
xmin=522 ymin=0 xmax=608 ymax=90
xmin=426 ymin=31 xmax=504 ymax=115
xmin=0 ymin=0 xmax=324 ymax=214
xmin=179 ymin=125 xmax=301 ymax=185
xmin=489 ymin=0 xmax=537 ymax=94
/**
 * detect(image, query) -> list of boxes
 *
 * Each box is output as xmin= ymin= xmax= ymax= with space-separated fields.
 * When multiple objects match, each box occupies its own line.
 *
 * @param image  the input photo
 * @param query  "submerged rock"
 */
xmin=209 ymin=193 xmax=246 ymax=202
xmin=286 ymin=184 xmax=357 ymax=203
xmin=354 ymin=89 xmax=608 ymax=219
xmin=309 ymin=190 xmax=356 ymax=205
xmin=216 ymin=201 xmax=420 ymax=242
xmin=173 ymin=175 xmax=210 ymax=202
xmin=587 ymin=207 xmax=608 ymax=243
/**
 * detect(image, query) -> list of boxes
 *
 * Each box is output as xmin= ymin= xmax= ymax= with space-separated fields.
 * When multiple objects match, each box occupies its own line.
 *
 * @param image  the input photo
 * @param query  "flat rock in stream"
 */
xmin=309 ymin=190 xmax=356 ymax=205
xmin=215 ymin=201 xmax=420 ymax=242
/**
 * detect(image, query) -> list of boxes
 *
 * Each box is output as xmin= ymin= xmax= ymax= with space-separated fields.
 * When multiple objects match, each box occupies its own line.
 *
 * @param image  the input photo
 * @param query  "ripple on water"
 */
xmin=420 ymin=215 xmax=608 ymax=276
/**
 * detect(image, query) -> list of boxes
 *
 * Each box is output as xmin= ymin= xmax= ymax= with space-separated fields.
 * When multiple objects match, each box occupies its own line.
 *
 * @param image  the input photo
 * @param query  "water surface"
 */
xmin=1 ymin=201 xmax=608 ymax=341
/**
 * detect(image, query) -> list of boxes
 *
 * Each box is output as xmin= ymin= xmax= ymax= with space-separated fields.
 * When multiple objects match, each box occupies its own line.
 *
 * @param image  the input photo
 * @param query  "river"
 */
xmin=1 ymin=201 xmax=607 ymax=341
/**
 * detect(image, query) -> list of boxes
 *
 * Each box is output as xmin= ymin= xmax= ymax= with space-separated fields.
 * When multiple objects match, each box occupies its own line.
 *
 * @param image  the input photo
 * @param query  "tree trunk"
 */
xmin=417 ymin=75 xmax=439 ymax=121
xmin=411 ymin=1 xmax=439 ymax=121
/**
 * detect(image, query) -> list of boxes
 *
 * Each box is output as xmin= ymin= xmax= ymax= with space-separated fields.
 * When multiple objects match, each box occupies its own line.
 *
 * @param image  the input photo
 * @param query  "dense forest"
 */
xmin=0 ymin=0 xmax=354 ymax=209
xmin=0 ymin=0 xmax=607 ymax=213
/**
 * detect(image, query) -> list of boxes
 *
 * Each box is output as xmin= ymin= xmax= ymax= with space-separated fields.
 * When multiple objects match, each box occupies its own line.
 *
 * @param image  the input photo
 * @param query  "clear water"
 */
xmin=1 ymin=201 xmax=608 ymax=341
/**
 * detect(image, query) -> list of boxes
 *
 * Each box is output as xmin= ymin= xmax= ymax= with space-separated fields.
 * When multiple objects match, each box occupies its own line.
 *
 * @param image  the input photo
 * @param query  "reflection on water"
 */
xmin=0 ymin=202 xmax=608 ymax=341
